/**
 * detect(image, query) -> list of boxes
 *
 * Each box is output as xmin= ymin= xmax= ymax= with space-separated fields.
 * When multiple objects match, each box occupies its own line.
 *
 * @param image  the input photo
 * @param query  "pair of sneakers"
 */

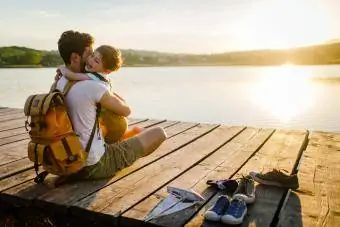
xmin=204 ymin=176 xmax=255 ymax=225
xmin=204 ymin=195 xmax=247 ymax=225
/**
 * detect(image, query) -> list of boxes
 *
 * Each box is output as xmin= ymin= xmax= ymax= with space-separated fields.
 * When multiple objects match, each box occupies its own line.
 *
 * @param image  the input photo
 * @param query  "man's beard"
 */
xmin=80 ymin=60 xmax=86 ymax=73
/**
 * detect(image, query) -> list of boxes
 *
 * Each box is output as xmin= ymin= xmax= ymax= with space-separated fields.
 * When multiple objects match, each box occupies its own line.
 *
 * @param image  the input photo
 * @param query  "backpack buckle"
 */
xmin=34 ymin=171 xmax=49 ymax=184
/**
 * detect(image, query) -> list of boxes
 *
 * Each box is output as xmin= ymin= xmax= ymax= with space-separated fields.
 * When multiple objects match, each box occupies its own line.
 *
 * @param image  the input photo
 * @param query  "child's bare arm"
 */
xmin=59 ymin=65 xmax=90 ymax=81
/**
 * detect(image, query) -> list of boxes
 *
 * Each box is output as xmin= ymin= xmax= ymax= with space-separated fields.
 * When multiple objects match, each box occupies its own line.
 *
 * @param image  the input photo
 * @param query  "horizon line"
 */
xmin=1 ymin=40 xmax=338 ymax=55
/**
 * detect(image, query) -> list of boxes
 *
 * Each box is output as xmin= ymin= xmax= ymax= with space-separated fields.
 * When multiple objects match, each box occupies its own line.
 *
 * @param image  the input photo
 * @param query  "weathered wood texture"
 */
xmin=0 ymin=108 xmax=339 ymax=227
xmin=0 ymin=119 xmax=175 ymax=194
xmin=278 ymin=131 xmax=340 ymax=227
xmin=123 ymin=127 xmax=274 ymax=227
xmin=185 ymin=129 xmax=308 ymax=227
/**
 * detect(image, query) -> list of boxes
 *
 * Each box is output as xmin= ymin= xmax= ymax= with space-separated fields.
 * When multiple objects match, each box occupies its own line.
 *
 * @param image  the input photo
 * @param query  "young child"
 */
xmin=59 ymin=45 xmax=143 ymax=143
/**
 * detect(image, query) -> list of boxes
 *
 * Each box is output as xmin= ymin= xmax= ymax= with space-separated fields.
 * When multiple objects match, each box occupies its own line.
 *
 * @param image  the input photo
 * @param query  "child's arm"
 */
xmin=59 ymin=65 xmax=91 ymax=81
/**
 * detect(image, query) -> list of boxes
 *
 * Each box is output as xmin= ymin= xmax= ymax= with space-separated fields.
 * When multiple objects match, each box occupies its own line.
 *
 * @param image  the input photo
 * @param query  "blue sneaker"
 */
xmin=221 ymin=197 xmax=247 ymax=225
xmin=204 ymin=195 xmax=230 ymax=222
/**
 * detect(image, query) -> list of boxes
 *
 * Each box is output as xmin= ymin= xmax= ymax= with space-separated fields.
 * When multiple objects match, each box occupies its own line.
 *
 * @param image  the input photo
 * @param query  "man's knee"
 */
xmin=152 ymin=126 xmax=167 ymax=141
xmin=137 ymin=126 xmax=167 ymax=155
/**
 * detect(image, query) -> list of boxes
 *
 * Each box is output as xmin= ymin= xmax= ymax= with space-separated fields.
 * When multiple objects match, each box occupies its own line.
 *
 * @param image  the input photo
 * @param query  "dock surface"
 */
xmin=0 ymin=107 xmax=339 ymax=227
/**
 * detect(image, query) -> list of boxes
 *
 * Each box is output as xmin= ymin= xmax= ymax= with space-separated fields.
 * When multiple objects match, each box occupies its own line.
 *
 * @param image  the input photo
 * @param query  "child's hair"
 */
xmin=96 ymin=45 xmax=123 ymax=72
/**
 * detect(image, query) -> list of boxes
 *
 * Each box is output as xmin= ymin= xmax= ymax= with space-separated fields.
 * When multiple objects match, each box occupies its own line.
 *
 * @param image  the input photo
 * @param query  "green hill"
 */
xmin=1 ymin=42 xmax=340 ymax=68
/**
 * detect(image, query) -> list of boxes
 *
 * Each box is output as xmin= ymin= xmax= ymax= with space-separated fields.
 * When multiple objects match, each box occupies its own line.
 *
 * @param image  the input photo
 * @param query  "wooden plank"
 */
xmin=278 ymin=131 xmax=340 ymax=227
xmin=71 ymin=126 xmax=243 ymax=218
xmin=134 ymin=119 xmax=166 ymax=128
xmin=127 ymin=118 xmax=148 ymax=125
xmin=186 ymin=129 xmax=308 ymax=227
xmin=0 ymin=128 xmax=26 ymax=139
xmin=0 ymin=113 xmax=25 ymax=122
xmin=0 ymin=133 xmax=27 ymax=146
xmin=0 ymin=122 xmax=209 ymax=205
xmin=0 ymin=158 xmax=33 ymax=180
xmin=0 ymin=164 xmax=39 ymax=192
xmin=144 ymin=120 xmax=178 ymax=129
xmin=0 ymin=140 xmax=29 ymax=166
xmin=165 ymin=122 xmax=199 ymax=138
xmin=0 ymin=108 xmax=23 ymax=115
xmin=122 ymin=127 xmax=274 ymax=226
xmin=0 ymin=118 xmax=25 ymax=131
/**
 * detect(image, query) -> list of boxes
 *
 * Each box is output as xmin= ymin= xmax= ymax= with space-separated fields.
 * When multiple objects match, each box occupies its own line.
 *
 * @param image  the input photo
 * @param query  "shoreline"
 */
xmin=1 ymin=63 xmax=340 ymax=69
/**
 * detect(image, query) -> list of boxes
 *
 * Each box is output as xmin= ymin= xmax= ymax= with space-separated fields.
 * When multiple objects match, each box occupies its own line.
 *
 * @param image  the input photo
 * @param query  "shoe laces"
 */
xmin=211 ymin=196 xmax=229 ymax=214
xmin=235 ymin=174 xmax=253 ymax=188
xmin=264 ymin=168 xmax=290 ymax=178
xmin=227 ymin=198 xmax=245 ymax=217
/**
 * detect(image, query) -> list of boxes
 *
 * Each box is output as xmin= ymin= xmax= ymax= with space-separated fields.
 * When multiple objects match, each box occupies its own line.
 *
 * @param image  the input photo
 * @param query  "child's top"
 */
xmin=86 ymin=72 xmax=112 ymax=91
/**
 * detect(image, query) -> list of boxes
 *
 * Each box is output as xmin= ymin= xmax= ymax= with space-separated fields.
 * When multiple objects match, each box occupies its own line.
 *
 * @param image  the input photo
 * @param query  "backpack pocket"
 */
xmin=27 ymin=133 xmax=88 ymax=176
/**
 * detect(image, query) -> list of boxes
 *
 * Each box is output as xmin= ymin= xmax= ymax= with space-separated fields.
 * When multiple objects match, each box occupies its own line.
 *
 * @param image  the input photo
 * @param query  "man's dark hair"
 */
xmin=58 ymin=30 xmax=94 ymax=64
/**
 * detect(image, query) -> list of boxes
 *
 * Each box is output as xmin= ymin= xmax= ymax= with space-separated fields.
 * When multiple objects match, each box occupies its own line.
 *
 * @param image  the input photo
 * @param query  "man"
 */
xmin=54 ymin=30 xmax=166 ymax=180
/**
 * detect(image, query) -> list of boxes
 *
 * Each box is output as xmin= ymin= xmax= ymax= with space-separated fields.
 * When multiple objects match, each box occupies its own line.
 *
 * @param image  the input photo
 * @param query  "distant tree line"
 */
xmin=0 ymin=47 xmax=63 ymax=67
xmin=1 ymin=42 xmax=340 ymax=68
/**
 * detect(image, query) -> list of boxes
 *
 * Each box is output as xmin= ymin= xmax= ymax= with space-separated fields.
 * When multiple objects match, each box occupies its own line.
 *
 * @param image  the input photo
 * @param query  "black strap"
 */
xmin=33 ymin=144 xmax=49 ymax=184
xmin=34 ymin=171 xmax=49 ymax=184
xmin=34 ymin=143 xmax=39 ymax=175
xmin=84 ymin=104 xmax=101 ymax=153
xmin=88 ymin=72 xmax=110 ymax=83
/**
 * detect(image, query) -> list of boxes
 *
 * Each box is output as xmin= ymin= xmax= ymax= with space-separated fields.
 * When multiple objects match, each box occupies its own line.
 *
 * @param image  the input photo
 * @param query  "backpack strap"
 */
xmin=88 ymin=72 xmax=110 ymax=83
xmin=87 ymin=72 xmax=112 ymax=91
xmin=85 ymin=104 xmax=101 ymax=153
xmin=63 ymin=81 xmax=77 ymax=97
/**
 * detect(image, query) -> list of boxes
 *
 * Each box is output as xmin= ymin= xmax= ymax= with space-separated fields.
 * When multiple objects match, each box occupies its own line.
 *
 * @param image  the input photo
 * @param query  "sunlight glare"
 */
xmin=249 ymin=64 xmax=315 ymax=123
xmin=234 ymin=0 xmax=334 ymax=50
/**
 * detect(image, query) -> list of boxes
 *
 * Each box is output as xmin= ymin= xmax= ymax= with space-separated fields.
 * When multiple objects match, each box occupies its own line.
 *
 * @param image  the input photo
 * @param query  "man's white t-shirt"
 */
xmin=56 ymin=76 xmax=109 ymax=166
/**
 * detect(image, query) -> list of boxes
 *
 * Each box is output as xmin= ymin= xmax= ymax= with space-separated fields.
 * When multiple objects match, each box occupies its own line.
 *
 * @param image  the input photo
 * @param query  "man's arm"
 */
xmin=112 ymin=92 xmax=125 ymax=102
xmin=99 ymin=91 xmax=131 ymax=117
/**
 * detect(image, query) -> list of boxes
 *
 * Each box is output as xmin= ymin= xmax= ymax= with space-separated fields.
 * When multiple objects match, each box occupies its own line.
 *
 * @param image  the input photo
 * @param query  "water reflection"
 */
xmin=249 ymin=64 xmax=315 ymax=123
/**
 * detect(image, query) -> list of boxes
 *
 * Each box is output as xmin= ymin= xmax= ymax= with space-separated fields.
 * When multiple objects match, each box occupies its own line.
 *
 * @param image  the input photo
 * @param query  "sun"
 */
xmin=248 ymin=64 xmax=315 ymax=124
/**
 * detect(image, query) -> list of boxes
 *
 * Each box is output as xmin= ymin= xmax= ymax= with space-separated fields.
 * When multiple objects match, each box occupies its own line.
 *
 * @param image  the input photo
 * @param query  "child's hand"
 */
xmin=54 ymin=68 xmax=62 ymax=81
xmin=58 ymin=65 xmax=68 ymax=76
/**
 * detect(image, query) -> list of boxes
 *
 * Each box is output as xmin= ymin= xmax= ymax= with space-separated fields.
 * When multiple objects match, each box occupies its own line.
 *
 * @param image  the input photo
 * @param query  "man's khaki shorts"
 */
xmin=72 ymin=137 xmax=144 ymax=180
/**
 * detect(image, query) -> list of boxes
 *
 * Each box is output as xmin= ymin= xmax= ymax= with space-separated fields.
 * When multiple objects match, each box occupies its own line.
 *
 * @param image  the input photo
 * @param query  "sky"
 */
xmin=0 ymin=0 xmax=339 ymax=53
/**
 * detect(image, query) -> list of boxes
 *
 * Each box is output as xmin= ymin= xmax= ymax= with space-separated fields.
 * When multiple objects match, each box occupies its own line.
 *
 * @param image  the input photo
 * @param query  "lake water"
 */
xmin=1 ymin=65 xmax=340 ymax=132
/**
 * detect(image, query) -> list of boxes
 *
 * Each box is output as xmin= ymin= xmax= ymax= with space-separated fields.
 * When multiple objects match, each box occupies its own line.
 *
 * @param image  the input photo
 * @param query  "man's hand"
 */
xmin=100 ymin=91 xmax=130 ymax=116
xmin=113 ymin=92 xmax=125 ymax=102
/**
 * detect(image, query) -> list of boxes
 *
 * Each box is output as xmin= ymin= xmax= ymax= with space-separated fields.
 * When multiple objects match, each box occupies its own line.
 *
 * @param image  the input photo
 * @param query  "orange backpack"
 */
xmin=24 ymin=82 xmax=99 ymax=183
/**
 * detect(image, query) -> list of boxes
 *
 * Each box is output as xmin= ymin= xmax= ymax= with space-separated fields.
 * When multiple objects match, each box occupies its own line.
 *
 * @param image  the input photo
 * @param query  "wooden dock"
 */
xmin=0 ymin=107 xmax=339 ymax=227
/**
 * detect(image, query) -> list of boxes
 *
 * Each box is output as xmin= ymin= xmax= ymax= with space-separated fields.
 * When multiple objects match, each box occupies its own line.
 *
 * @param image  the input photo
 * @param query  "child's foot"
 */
xmin=122 ymin=126 xmax=144 ymax=140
